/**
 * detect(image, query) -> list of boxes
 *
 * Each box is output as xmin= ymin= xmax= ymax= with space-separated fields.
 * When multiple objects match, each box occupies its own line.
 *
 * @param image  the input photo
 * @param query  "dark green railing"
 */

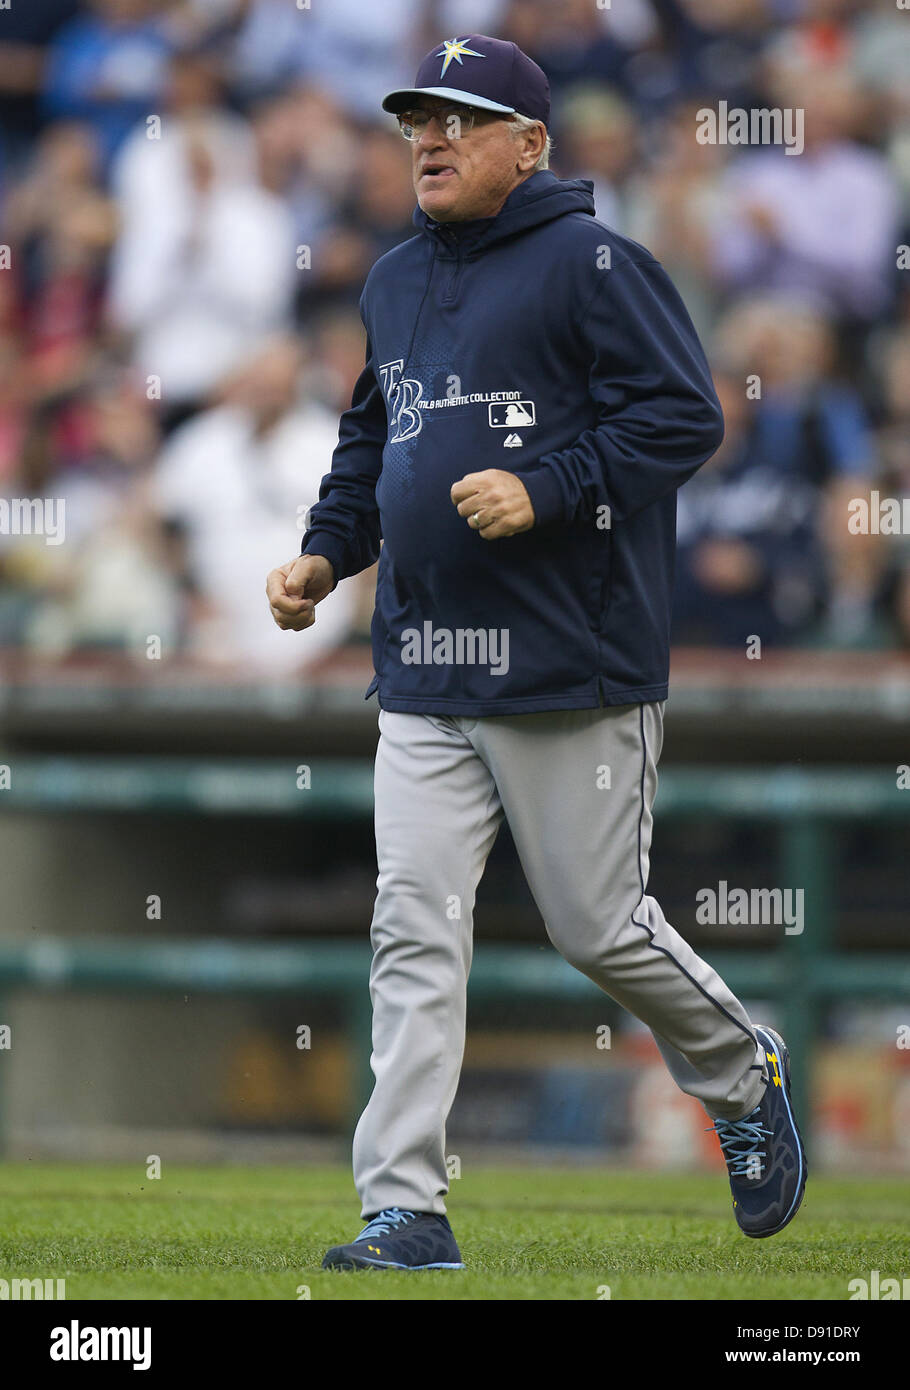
xmin=1 ymin=758 xmax=908 ymax=1154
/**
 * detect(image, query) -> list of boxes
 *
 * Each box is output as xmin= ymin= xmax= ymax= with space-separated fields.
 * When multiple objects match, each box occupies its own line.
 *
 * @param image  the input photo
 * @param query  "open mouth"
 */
xmin=420 ymin=164 xmax=456 ymax=181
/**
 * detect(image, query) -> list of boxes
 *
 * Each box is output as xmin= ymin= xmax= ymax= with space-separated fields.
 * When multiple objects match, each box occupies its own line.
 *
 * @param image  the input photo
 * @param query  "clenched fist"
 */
xmin=450 ymin=469 xmax=535 ymax=540
xmin=266 ymin=553 xmax=335 ymax=631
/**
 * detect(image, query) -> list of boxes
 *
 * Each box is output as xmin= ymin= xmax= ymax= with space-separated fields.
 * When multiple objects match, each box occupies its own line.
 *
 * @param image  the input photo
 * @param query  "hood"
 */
xmin=413 ymin=170 xmax=595 ymax=257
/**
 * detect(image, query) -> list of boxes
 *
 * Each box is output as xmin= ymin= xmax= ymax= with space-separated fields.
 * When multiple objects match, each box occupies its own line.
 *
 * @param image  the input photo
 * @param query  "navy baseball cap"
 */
xmin=382 ymin=34 xmax=550 ymax=128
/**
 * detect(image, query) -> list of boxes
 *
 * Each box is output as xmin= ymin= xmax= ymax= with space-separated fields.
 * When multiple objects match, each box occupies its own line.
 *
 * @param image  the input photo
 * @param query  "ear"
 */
xmin=516 ymin=122 xmax=546 ymax=171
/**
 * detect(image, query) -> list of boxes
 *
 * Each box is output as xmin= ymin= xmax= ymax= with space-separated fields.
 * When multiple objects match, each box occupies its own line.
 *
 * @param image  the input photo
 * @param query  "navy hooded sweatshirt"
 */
xmin=300 ymin=170 xmax=724 ymax=715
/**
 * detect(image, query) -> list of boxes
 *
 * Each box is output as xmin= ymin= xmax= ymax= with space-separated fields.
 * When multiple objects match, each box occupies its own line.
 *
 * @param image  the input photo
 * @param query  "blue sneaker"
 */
xmin=321 ymin=1207 xmax=465 ymax=1270
xmin=708 ymin=1024 xmax=808 ymax=1239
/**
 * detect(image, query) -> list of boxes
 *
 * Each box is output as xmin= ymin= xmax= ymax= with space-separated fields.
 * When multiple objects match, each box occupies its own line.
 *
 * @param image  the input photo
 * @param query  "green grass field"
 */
xmin=0 ymin=1163 xmax=904 ymax=1300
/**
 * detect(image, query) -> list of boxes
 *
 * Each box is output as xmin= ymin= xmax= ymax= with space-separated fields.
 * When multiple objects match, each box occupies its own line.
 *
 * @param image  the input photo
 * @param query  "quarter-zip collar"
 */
xmin=414 ymin=170 xmax=596 ymax=261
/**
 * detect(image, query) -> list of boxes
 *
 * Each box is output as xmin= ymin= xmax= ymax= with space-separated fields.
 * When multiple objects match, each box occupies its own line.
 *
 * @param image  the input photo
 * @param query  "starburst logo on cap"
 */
xmin=436 ymin=37 xmax=485 ymax=78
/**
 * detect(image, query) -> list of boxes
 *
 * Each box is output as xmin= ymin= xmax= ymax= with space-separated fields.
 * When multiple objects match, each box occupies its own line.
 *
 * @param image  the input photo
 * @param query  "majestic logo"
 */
xmin=503 ymin=434 xmax=523 ymax=448
xmin=436 ymin=38 xmax=485 ymax=78
xmin=379 ymin=360 xmax=424 ymax=442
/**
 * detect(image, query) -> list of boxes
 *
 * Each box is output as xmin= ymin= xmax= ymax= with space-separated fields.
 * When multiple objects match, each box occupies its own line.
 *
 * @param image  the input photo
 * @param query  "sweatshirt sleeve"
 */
xmin=512 ymin=256 xmax=724 ymax=527
xmin=299 ymin=324 xmax=387 ymax=583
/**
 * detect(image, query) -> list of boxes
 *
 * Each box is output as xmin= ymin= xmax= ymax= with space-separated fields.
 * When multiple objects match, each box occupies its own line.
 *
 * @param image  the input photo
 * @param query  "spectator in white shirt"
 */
xmin=146 ymin=336 xmax=358 ymax=673
xmin=107 ymin=53 xmax=297 ymax=419
xmin=712 ymin=66 xmax=899 ymax=327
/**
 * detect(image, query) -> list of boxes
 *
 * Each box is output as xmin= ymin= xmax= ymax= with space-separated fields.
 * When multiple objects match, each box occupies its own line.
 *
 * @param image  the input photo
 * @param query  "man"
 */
xmin=150 ymin=337 xmax=357 ymax=672
xmin=266 ymin=34 xmax=807 ymax=1271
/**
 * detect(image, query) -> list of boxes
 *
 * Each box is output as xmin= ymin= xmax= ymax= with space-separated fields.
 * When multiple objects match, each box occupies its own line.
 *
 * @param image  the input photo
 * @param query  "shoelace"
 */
xmin=706 ymin=1105 xmax=774 ymax=1179
xmin=355 ymin=1207 xmax=418 ymax=1242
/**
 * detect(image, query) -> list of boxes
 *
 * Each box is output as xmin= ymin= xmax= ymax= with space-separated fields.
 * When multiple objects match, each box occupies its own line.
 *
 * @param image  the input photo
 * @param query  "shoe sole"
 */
xmin=743 ymin=1025 xmax=808 ymax=1239
xmin=322 ymin=1256 xmax=465 ymax=1271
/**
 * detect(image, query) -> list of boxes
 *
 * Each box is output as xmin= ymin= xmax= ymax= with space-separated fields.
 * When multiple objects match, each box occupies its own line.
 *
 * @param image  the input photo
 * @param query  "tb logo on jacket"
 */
xmin=380 ymin=360 xmax=424 ymax=442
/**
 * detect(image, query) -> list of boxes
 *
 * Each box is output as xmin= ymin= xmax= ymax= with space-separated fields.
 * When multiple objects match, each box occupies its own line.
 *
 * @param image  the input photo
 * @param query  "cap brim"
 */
xmin=381 ymin=86 xmax=516 ymax=116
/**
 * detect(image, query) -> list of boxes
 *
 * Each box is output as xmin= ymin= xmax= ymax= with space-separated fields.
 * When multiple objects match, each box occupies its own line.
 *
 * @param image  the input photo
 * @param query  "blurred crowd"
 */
xmin=0 ymin=0 xmax=908 ymax=673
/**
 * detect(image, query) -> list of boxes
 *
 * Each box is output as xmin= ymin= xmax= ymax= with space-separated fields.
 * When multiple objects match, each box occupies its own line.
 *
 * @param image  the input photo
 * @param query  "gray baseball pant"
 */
xmin=352 ymin=702 xmax=766 ymax=1218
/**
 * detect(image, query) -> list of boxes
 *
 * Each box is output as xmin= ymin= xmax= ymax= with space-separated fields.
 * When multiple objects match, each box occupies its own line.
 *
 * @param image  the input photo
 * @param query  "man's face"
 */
xmin=406 ymin=97 xmax=539 ymax=222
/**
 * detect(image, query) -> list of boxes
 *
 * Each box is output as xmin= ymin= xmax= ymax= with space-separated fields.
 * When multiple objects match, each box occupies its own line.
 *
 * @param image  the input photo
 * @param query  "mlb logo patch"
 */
xmin=488 ymin=400 xmax=536 ymax=428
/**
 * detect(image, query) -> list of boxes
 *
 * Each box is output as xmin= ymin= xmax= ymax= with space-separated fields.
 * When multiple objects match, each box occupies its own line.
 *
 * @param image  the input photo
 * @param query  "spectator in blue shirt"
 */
xmin=673 ymin=297 xmax=880 ymax=647
xmin=42 ymin=0 xmax=172 ymax=172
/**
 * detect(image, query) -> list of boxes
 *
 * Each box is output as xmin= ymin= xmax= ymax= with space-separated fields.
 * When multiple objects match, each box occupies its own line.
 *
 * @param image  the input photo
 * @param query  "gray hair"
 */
xmin=509 ymin=112 xmax=552 ymax=170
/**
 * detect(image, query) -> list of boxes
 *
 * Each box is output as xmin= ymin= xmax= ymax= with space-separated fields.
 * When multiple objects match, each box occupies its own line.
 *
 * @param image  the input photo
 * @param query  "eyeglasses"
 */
xmin=396 ymin=105 xmax=484 ymax=142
